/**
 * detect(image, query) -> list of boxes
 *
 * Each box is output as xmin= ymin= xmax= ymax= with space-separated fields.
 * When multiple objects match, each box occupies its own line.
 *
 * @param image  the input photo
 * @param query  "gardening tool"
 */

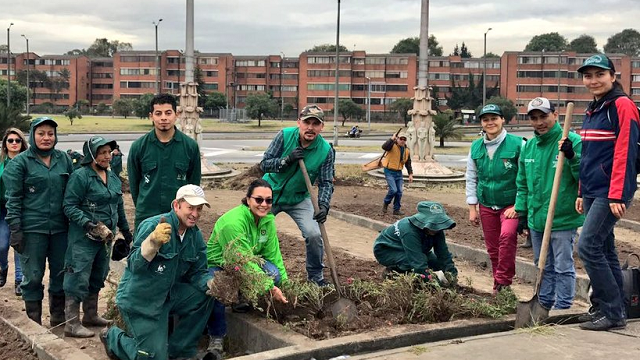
xmin=361 ymin=127 xmax=403 ymax=172
xmin=514 ymin=102 xmax=575 ymax=329
xmin=298 ymin=159 xmax=358 ymax=322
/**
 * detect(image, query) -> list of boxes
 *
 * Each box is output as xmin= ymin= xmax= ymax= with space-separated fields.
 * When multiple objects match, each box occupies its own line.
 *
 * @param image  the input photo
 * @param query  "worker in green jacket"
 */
xmin=373 ymin=201 xmax=458 ymax=282
xmin=127 ymin=94 xmax=201 ymax=229
xmin=102 ymin=184 xmax=216 ymax=360
xmin=205 ymin=179 xmax=288 ymax=358
xmin=62 ymin=136 xmax=133 ymax=338
xmin=4 ymin=117 xmax=74 ymax=326
xmin=514 ymin=97 xmax=583 ymax=310
xmin=109 ymin=144 xmax=123 ymax=178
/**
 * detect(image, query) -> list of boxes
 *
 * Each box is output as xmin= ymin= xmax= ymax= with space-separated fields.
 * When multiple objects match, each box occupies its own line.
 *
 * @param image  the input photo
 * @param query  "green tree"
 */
xmin=204 ymin=92 xmax=227 ymax=110
xmin=337 ymin=98 xmax=362 ymax=126
xmin=0 ymin=79 xmax=29 ymax=111
xmin=390 ymin=35 xmax=443 ymax=56
xmin=96 ymin=102 xmax=108 ymax=115
xmin=306 ymin=44 xmax=349 ymax=52
xmin=133 ymin=93 xmax=156 ymax=118
xmin=75 ymin=99 xmax=90 ymax=114
xmin=112 ymin=98 xmax=134 ymax=118
xmin=452 ymin=44 xmax=460 ymax=56
xmin=390 ymin=98 xmax=413 ymax=126
xmin=283 ymin=103 xmax=295 ymax=118
xmin=524 ymin=32 xmax=568 ymax=52
xmin=64 ymin=107 xmax=82 ymax=125
xmin=0 ymin=103 xmax=31 ymax=135
xmin=50 ymin=68 xmax=71 ymax=103
xmin=460 ymin=42 xmax=472 ymax=58
xmin=476 ymin=96 xmax=517 ymax=124
xmin=604 ymin=28 xmax=640 ymax=56
xmin=245 ymin=93 xmax=278 ymax=126
xmin=445 ymin=73 xmax=499 ymax=111
xmin=482 ymin=52 xmax=500 ymax=58
xmin=433 ymin=110 xmax=463 ymax=147
xmin=569 ymin=34 xmax=598 ymax=53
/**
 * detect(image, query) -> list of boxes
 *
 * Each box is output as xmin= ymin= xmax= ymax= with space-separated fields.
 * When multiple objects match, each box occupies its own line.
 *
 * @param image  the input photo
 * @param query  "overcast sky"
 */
xmin=3 ymin=0 xmax=639 ymax=57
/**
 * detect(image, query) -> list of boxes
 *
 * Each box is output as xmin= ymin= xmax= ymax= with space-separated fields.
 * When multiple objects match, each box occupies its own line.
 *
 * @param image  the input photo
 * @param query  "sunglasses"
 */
xmin=251 ymin=197 xmax=273 ymax=205
xmin=7 ymin=138 xmax=22 ymax=144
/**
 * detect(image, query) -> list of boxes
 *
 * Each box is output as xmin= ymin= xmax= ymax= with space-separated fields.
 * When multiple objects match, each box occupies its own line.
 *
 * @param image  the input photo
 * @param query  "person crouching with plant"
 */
xmin=373 ymin=201 xmax=457 ymax=284
xmin=205 ymin=179 xmax=289 ymax=359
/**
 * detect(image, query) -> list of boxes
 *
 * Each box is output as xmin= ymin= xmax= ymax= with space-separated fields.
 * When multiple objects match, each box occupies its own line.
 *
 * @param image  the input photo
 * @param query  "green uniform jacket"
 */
xmin=373 ymin=218 xmax=457 ymax=276
xmin=207 ymin=204 xmax=288 ymax=292
xmin=63 ymin=165 xmax=130 ymax=236
xmin=110 ymin=153 xmax=123 ymax=178
xmin=4 ymin=148 xmax=74 ymax=233
xmin=470 ymin=134 xmax=522 ymax=208
xmin=514 ymin=123 xmax=584 ymax=232
xmin=115 ymin=211 xmax=210 ymax=318
xmin=0 ymin=157 xmax=12 ymax=205
xmin=127 ymin=128 xmax=201 ymax=227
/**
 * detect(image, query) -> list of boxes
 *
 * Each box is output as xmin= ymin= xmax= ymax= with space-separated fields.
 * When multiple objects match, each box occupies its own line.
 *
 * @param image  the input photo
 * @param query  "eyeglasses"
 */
xmin=251 ymin=197 xmax=273 ymax=205
xmin=7 ymin=139 xmax=22 ymax=144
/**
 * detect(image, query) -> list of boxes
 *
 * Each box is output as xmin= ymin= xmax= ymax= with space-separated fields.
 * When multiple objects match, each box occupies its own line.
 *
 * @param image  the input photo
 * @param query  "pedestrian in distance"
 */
xmin=381 ymin=129 xmax=414 ymax=216
xmin=0 ymin=127 xmax=28 ymax=296
xmin=575 ymin=54 xmax=640 ymax=331
xmin=62 ymin=136 xmax=133 ymax=338
xmin=205 ymin=179 xmax=289 ymax=359
xmin=260 ymin=104 xmax=335 ymax=286
xmin=101 ymin=184 xmax=218 ymax=360
xmin=3 ymin=117 xmax=74 ymax=326
xmin=466 ymin=104 xmax=523 ymax=294
xmin=514 ymin=97 xmax=583 ymax=310
xmin=127 ymin=93 xmax=201 ymax=230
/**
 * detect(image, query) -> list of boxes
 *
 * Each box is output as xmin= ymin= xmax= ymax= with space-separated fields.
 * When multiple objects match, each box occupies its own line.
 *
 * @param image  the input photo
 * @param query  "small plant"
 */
xmin=102 ymin=283 xmax=126 ymax=331
xmin=408 ymin=345 xmax=429 ymax=355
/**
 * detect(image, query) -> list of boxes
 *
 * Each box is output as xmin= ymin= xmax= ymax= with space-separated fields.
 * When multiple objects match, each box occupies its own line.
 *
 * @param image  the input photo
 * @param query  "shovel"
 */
xmin=298 ymin=159 xmax=357 ymax=322
xmin=514 ymin=102 xmax=575 ymax=328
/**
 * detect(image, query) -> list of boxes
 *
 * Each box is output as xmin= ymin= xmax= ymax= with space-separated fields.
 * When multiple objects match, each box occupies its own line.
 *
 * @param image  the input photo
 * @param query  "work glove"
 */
xmin=85 ymin=221 xmax=114 ymax=242
xmin=313 ymin=204 xmax=330 ymax=224
xmin=517 ymin=215 xmax=529 ymax=235
xmin=434 ymin=270 xmax=449 ymax=286
xmin=9 ymin=225 xmax=25 ymax=254
xmin=282 ymin=147 xmax=305 ymax=167
xmin=111 ymin=230 xmax=133 ymax=261
xmin=122 ymin=229 xmax=133 ymax=244
xmin=149 ymin=217 xmax=172 ymax=247
xmin=560 ymin=138 xmax=575 ymax=160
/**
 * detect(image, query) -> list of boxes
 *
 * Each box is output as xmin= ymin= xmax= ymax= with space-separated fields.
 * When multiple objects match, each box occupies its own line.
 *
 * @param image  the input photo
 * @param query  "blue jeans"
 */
xmin=0 ymin=206 xmax=23 ymax=282
xmin=578 ymin=197 xmax=626 ymax=322
xmin=271 ymin=197 xmax=324 ymax=283
xmin=530 ymin=229 xmax=577 ymax=309
xmin=207 ymin=261 xmax=281 ymax=337
xmin=383 ymin=168 xmax=403 ymax=211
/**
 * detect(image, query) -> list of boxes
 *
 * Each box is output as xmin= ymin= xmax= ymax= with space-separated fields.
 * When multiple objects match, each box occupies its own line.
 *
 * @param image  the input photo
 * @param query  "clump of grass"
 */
xmin=102 ymin=283 xmax=126 ymax=331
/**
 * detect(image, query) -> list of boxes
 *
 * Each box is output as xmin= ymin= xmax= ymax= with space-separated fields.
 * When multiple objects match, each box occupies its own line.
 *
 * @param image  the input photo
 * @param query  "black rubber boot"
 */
xmin=25 ymin=301 xmax=42 ymax=325
xmin=100 ymin=327 xmax=119 ymax=359
xmin=82 ymin=293 xmax=112 ymax=327
xmin=15 ymin=280 xmax=22 ymax=296
xmin=0 ymin=268 xmax=7 ymax=287
xmin=382 ymin=203 xmax=389 ymax=214
xmin=64 ymin=298 xmax=94 ymax=338
xmin=49 ymin=295 xmax=66 ymax=327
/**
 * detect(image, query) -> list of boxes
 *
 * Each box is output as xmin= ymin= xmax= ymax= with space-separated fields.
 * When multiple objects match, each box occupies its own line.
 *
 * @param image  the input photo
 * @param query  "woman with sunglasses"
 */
xmin=0 ymin=128 xmax=28 ymax=296
xmin=204 ymin=179 xmax=288 ymax=358
xmin=381 ymin=129 xmax=414 ymax=216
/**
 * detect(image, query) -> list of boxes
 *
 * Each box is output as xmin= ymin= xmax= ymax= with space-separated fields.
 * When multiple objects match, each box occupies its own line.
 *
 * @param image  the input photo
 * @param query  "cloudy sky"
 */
xmin=3 ymin=0 xmax=639 ymax=57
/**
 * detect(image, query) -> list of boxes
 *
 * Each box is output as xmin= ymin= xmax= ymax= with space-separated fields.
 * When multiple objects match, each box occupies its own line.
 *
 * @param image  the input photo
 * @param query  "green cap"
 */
xmin=408 ymin=201 xmax=456 ymax=231
xmin=31 ymin=116 xmax=58 ymax=129
xmin=477 ymin=104 xmax=503 ymax=118
xmin=577 ymin=54 xmax=616 ymax=73
xmin=82 ymin=136 xmax=116 ymax=165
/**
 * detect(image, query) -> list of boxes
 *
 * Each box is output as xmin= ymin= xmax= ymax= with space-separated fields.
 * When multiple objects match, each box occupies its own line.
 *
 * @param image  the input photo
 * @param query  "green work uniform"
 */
xmin=110 ymin=152 xmax=123 ymax=178
xmin=66 ymin=150 xmax=84 ymax=172
xmin=514 ymin=123 xmax=584 ymax=232
xmin=208 ymin=204 xmax=288 ymax=292
xmin=62 ymin=165 xmax=130 ymax=301
xmin=373 ymin=218 xmax=457 ymax=276
xmin=127 ymin=128 xmax=201 ymax=229
xmin=106 ymin=211 xmax=214 ymax=360
xmin=4 ymin=142 xmax=74 ymax=302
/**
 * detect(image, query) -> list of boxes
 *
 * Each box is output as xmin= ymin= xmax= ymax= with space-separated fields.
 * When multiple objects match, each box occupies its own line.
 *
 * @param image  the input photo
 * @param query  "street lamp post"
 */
xmin=21 ymin=34 xmax=29 ymax=115
xmin=7 ymin=23 xmax=14 ymax=109
xmin=333 ymin=0 xmax=341 ymax=146
xmin=365 ymin=76 xmax=371 ymax=130
xmin=280 ymin=52 xmax=285 ymax=121
xmin=153 ymin=18 xmax=163 ymax=95
xmin=482 ymin=27 xmax=492 ymax=107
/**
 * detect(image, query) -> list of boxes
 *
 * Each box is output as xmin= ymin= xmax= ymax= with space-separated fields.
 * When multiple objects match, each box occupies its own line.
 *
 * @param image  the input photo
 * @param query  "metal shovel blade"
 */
xmin=330 ymin=297 xmax=357 ymax=322
xmin=514 ymin=294 xmax=549 ymax=329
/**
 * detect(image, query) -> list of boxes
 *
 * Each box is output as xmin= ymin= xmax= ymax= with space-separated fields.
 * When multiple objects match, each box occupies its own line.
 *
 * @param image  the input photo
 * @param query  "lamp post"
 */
xmin=482 ymin=27 xmax=492 ymax=106
xmin=153 ymin=18 xmax=163 ymax=95
xmin=7 ymin=22 xmax=14 ymax=109
xmin=365 ymin=76 xmax=371 ymax=130
xmin=333 ymin=0 xmax=341 ymax=146
xmin=280 ymin=51 xmax=285 ymax=121
xmin=21 ymin=34 xmax=29 ymax=115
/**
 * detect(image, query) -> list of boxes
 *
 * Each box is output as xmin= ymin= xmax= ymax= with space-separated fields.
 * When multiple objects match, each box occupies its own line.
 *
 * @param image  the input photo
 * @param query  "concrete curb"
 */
xmin=0 ymin=306 xmax=97 ymax=360
xmin=330 ymin=209 xmax=591 ymax=302
xmin=619 ymin=218 xmax=640 ymax=233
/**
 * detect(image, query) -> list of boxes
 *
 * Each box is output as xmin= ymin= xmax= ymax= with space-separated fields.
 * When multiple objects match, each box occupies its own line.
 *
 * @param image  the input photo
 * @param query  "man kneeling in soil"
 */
xmin=373 ymin=201 xmax=458 ymax=282
xmin=101 ymin=185 xmax=217 ymax=360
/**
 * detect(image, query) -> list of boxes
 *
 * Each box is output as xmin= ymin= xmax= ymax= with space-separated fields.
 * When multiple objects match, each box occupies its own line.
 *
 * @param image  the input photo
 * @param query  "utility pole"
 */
xmin=333 ymin=0 xmax=341 ymax=146
xmin=280 ymin=52 xmax=285 ymax=121
xmin=7 ymin=23 xmax=14 ymax=109
xmin=366 ymin=76 xmax=371 ymax=130
xmin=22 ymin=34 xmax=29 ymax=115
xmin=482 ymin=27 xmax=492 ymax=106
xmin=153 ymin=18 xmax=163 ymax=94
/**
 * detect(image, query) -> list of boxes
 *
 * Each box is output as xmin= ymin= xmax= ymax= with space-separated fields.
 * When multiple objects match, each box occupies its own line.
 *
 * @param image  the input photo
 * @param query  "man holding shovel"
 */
xmin=261 ymin=104 xmax=335 ymax=286
xmin=514 ymin=97 xmax=583 ymax=311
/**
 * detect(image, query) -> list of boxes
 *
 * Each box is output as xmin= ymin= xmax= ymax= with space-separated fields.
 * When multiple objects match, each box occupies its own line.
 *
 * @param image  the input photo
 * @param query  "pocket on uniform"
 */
xmin=175 ymin=162 xmax=188 ymax=183
xmin=499 ymin=151 xmax=518 ymax=174
xmin=24 ymin=178 xmax=43 ymax=195
xmin=141 ymin=162 xmax=158 ymax=186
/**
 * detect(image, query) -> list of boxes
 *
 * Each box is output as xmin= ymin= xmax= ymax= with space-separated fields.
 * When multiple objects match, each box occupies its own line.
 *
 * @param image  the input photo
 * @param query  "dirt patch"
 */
xmin=0 ymin=318 xmax=39 ymax=360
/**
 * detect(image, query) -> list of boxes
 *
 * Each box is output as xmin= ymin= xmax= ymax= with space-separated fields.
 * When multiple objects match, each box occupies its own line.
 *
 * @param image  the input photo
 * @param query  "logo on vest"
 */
xmin=429 ymin=204 xmax=444 ymax=214
xmin=503 ymin=159 xmax=514 ymax=170
xmin=177 ymin=173 xmax=186 ymax=181
xmin=144 ymin=174 xmax=150 ymax=184
xmin=156 ymin=264 xmax=166 ymax=274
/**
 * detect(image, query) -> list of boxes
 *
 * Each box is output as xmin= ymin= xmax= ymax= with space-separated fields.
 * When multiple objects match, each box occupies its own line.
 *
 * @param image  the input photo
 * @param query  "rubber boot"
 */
xmin=49 ymin=295 xmax=66 ymax=327
xmin=25 ymin=301 xmax=42 ymax=325
xmin=99 ymin=327 xmax=118 ymax=360
xmin=382 ymin=203 xmax=389 ymax=214
xmin=82 ymin=293 xmax=112 ymax=327
xmin=0 ymin=268 xmax=7 ymax=287
xmin=520 ymin=233 xmax=532 ymax=248
xmin=64 ymin=298 xmax=94 ymax=338
xmin=15 ymin=280 xmax=22 ymax=296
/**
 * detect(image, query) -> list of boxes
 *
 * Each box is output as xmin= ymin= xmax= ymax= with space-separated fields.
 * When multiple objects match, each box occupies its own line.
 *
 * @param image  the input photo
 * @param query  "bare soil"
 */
xmin=0 ymin=308 xmax=39 ymax=360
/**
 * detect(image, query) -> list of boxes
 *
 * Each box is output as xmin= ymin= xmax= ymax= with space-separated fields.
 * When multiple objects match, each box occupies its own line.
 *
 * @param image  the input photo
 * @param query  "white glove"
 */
xmin=434 ymin=270 xmax=449 ymax=286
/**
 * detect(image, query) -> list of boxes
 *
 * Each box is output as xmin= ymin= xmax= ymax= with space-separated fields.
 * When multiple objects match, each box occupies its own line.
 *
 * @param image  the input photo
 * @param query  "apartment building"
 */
xmin=90 ymin=57 xmax=114 ymax=106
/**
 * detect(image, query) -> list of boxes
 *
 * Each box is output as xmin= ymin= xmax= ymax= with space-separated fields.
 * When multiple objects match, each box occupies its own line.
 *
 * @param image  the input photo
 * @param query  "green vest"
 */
xmin=263 ymin=127 xmax=331 ymax=206
xmin=471 ymin=134 xmax=522 ymax=208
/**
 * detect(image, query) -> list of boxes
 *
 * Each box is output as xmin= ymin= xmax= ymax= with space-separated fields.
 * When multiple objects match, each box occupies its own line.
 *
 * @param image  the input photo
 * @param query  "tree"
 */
xmin=476 ymin=96 xmax=517 ymax=124
xmin=460 ymin=42 xmax=472 ymax=58
xmin=50 ymin=68 xmax=71 ymax=103
xmin=0 ymin=103 xmax=31 ymax=135
xmin=389 ymin=98 xmax=413 ymax=126
xmin=96 ymin=102 xmax=108 ymax=115
xmin=569 ymin=34 xmax=598 ymax=53
xmin=306 ymin=44 xmax=349 ymax=52
xmin=0 ymin=79 xmax=29 ymax=111
xmin=604 ymin=28 xmax=640 ymax=57
xmin=204 ymin=92 xmax=227 ymax=110
xmin=112 ymin=98 xmax=134 ymax=118
xmin=66 ymin=38 xmax=133 ymax=57
xmin=452 ymin=44 xmax=460 ymax=56
xmin=194 ymin=66 xmax=208 ymax=108
xmin=133 ymin=93 xmax=156 ymax=118
xmin=390 ymin=35 xmax=443 ymax=56
xmin=75 ymin=99 xmax=90 ymax=114
xmin=524 ymin=32 xmax=568 ymax=52
xmin=445 ymin=73 xmax=499 ymax=111
xmin=0 ymin=45 xmax=7 ymax=53
xmin=283 ymin=103 xmax=295 ymax=118
xmin=482 ymin=52 xmax=500 ymax=58
xmin=64 ymin=107 xmax=82 ymax=125
xmin=433 ymin=110 xmax=463 ymax=147
xmin=245 ymin=93 xmax=278 ymax=126
xmin=337 ymin=98 xmax=362 ymax=126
